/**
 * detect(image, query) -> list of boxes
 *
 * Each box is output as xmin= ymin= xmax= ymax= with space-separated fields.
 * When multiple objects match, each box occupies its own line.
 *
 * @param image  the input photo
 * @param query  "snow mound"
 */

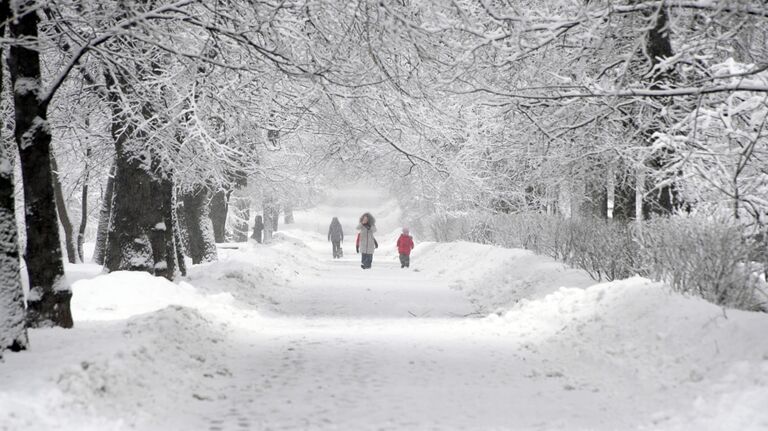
xmin=185 ymin=235 xmax=322 ymax=311
xmin=71 ymin=271 xmax=234 ymax=321
xmin=412 ymin=241 xmax=594 ymax=311
xmin=1 ymin=306 xmax=229 ymax=431
xmin=491 ymin=277 xmax=768 ymax=430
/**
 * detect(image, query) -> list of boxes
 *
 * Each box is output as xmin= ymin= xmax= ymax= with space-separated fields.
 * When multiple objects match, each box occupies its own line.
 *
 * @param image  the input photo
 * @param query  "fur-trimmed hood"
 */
xmin=358 ymin=212 xmax=376 ymax=226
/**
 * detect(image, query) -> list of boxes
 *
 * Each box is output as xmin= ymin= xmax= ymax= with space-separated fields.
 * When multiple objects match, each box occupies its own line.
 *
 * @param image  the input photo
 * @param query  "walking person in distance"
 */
xmin=355 ymin=212 xmax=377 ymax=269
xmin=328 ymin=217 xmax=344 ymax=258
xmin=396 ymin=227 xmax=414 ymax=268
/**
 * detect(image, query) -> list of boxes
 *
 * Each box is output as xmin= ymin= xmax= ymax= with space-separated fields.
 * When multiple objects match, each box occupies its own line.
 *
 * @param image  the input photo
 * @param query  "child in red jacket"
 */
xmin=396 ymin=227 xmax=415 ymax=268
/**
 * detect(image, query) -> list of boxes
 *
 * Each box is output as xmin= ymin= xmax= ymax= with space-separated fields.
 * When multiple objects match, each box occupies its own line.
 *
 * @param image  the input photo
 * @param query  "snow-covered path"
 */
xmin=160 ymin=251 xmax=650 ymax=429
xmin=188 ymin=257 xmax=521 ymax=431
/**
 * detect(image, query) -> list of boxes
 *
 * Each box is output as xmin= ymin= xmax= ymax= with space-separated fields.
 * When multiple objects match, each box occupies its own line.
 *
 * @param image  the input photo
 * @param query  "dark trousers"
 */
xmin=399 ymin=253 xmax=410 ymax=268
xmin=361 ymin=253 xmax=373 ymax=268
xmin=332 ymin=241 xmax=341 ymax=258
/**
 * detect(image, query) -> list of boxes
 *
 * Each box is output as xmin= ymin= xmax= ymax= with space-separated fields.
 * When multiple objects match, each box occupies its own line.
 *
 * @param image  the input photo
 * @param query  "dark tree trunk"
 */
xmin=182 ymin=186 xmax=218 ymax=264
xmin=77 ymin=146 xmax=91 ymax=262
xmin=105 ymin=159 xmax=178 ymax=279
xmin=172 ymin=199 xmax=187 ymax=277
xmin=104 ymin=146 xmax=178 ymax=279
xmin=209 ymin=189 xmax=228 ymax=242
xmin=0 ymin=1 xmax=28 ymax=351
xmin=8 ymin=5 xmax=72 ymax=328
xmin=251 ymin=215 xmax=263 ymax=244
xmin=641 ymin=2 xmax=680 ymax=217
xmin=50 ymin=154 xmax=79 ymax=264
xmin=613 ymin=175 xmax=637 ymax=221
xmin=92 ymin=162 xmax=115 ymax=264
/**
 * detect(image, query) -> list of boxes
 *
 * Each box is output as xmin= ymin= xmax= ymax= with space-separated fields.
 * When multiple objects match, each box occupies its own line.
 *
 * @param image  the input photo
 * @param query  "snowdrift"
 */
xmin=0 ymin=305 xmax=228 ymax=431
xmin=412 ymin=240 xmax=595 ymax=312
xmin=489 ymin=277 xmax=768 ymax=430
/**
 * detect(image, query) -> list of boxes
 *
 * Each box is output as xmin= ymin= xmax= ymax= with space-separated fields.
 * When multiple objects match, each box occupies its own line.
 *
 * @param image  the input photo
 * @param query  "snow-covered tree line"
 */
xmin=0 ymin=0 xmax=448 ymax=354
xmin=2 ymin=0 xmax=767 ymax=354
xmin=380 ymin=1 xmax=768 ymax=227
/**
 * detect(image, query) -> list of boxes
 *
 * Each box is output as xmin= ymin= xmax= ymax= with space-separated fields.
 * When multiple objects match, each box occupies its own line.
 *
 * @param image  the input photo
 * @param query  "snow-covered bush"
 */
xmin=470 ymin=213 xmax=639 ymax=282
xmin=638 ymin=216 xmax=767 ymax=311
xmin=426 ymin=209 xmax=767 ymax=311
xmin=558 ymin=218 xmax=639 ymax=282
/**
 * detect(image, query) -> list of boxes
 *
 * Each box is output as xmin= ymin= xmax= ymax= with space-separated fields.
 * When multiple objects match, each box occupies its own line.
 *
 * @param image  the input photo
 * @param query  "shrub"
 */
xmin=421 ymin=210 xmax=767 ymax=311
xmin=638 ymin=216 xmax=767 ymax=311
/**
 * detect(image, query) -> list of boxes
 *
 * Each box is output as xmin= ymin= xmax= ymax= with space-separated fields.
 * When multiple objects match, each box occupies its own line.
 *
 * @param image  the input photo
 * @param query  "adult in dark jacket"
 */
xmin=251 ymin=215 xmax=264 ymax=244
xmin=355 ymin=212 xmax=377 ymax=269
xmin=328 ymin=217 xmax=344 ymax=258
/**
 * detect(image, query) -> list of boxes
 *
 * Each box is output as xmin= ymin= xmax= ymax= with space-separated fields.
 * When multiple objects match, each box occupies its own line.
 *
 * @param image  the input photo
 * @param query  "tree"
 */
xmin=0 ymin=0 xmax=27 ymax=352
xmin=8 ymin=1 xmax=72 ymax=328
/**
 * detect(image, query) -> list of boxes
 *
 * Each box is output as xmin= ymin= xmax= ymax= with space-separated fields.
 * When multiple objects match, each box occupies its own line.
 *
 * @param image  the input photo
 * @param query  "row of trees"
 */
xmin=0 ymin=0 xmax=404 ymax=355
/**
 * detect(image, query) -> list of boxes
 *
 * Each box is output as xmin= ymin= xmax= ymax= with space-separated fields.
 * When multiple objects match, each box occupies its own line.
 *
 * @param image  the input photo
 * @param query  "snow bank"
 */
xmin=490 ymin=277 xmax=768 ymax=430
xmin=0 ymin=306 xmax=229 ymax=431
xmin=412 ymin=241 xmax=594 ymax=312
xmin=184 ymin=234 xmax=323 ymax=312
xmin=72 ymin=271 xmax=234 ymax=321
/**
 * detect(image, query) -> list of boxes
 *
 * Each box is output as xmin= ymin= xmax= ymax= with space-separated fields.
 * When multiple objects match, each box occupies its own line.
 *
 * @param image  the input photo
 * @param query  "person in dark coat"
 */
xmin=328 ymin=217 xmax=344 ymax=258
xmin=251 ymin=215 xmax=264 ymax=244
xmin=396 ymin=227 xmax=415 ymax=268
xmin=355 ymin=212 xmax=377 ymax=269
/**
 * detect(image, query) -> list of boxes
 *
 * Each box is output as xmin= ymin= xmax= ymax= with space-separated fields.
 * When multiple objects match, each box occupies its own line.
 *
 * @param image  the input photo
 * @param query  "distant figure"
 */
xmin=251 ymin=215 xmax=264 ymax=244
xmin=328 ymin=217 xmax=344 ymax=259
xmin=355 ymin=212 xmax=378 ymax=269
xmin=397 ymin=227 xmax=415 ymax=268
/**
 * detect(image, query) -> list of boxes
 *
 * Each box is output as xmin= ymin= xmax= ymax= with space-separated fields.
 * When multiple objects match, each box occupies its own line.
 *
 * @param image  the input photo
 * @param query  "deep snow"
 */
xmin=2 ymin=188 xmax=768 ymax=430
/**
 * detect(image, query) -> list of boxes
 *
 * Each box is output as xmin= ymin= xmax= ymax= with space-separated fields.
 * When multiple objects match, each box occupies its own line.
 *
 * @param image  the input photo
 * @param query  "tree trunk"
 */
xmin=283 ymin=204 xmax=294 ymax=224
xmin=231 ymin=196 xmax=250 ymax=242
xmin=50 ymin=154 xmax=79 ymax=264
xmin=641 ymin=2 xmax=680 ymax=216
xmin=579 ymin=178 xmax=608 ymax=219
xmin=8 ymin=5 xmax=72 ymax=328
xmin=104 ymin=146 xmax=179 ymax=279
xmin=0 ymin=1 xmax=28 ymax=351
xmin=77 ymin=146 xmax=91 ymax=262
xmin=92 ymin=162 xmax=115 ymax=264
xmin=271 ymin=206 xmax=279 ymax=232
xmin=105 ymin=159 xmax=178 ymax=279
xmin=0 ymin=153 xmax=27 ymax=355
xmin=172 ymin=198 xmax=187 ymax=277
xmin=209 ymin=189 xmax=228 ymax=243
xmin=263 ymin=198 xmax=277 ymax=243
xmin=182 ymin=186 xmax=218 ymax=264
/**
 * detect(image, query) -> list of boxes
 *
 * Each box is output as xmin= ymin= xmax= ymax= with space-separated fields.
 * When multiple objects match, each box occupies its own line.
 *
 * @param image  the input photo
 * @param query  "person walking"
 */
xmin=328 ymin=217 xmax=344 ymax=258
xmin=355 ymin=212 xmax=377 ymax=269
xmin=396 ymin=227 xmax=415 ymax=268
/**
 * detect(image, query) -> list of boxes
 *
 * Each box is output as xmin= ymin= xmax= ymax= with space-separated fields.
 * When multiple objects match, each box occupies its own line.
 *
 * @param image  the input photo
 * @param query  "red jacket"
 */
xmin=397 ymin=234 xmax=414 ymax=255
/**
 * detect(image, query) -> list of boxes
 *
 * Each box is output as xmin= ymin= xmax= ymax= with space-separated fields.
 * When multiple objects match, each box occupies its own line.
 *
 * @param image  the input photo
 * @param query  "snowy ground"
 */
xmin=2 ymin=188 xmax=768 ymax=431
